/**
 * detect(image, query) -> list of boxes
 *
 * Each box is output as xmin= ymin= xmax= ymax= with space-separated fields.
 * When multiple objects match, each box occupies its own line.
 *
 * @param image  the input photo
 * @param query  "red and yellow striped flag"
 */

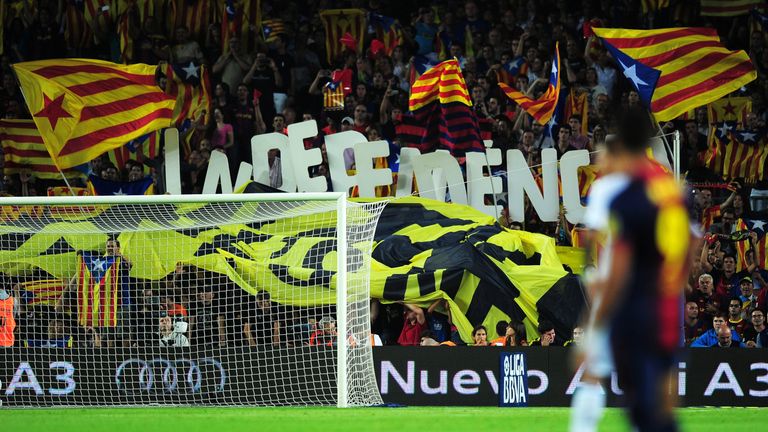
xmin=592 ymin=27 xmax=757 ymax=122
xmin=169 ymin=0 xmax=213 ymax=40
xmin=319 ymin=9 xmax=366 ymax=64
xmin=12 ymin=59 xmax=175 ymax=170
xmin=20 ymin=279 xmax=66 ymax=306
xmin=499 ymin=42 xmax=561 ymax=125
xmin=0 ymin=119 xmax=84 ymax=179
xmin=565 ymin=89 xmax=589 ymax=136
xmin=409 ymin=59 xmax=472 ymax=111
xmin=701 ymin=0 xmax=763 ymax=17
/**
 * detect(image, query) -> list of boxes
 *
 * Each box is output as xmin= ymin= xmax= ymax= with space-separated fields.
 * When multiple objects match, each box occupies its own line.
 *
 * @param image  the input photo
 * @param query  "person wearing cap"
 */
xmin=739 ymin=276 xmax=767 ymax=319
xmin=159 ymin=311 xmax=190 ymax=347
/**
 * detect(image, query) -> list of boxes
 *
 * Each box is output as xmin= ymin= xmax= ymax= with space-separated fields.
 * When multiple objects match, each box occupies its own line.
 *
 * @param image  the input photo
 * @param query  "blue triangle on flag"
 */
xmin=601 ymin=40 xmax=661 ymax=108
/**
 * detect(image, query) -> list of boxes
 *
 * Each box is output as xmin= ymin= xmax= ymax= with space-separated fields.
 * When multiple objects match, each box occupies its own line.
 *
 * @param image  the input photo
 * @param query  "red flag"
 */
xmin=340 ymin=32 xmax=358 ymax=52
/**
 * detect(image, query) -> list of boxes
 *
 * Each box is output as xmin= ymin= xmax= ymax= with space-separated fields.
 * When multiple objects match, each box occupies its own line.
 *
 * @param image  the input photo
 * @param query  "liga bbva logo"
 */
xmin=499 ymin=352 xmax=528 ymax=407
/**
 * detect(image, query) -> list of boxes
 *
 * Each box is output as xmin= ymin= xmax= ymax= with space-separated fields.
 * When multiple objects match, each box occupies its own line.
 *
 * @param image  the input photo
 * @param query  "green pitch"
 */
xmin=4 ymin=407 xmax=767 ymax=432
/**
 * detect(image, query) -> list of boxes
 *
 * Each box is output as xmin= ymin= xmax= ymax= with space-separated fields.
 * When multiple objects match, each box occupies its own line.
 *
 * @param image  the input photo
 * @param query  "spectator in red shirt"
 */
xmin=684 ymin=301 xmax=706 ymax=345
xmin=397 ymin=304 xmax=426 ymax=346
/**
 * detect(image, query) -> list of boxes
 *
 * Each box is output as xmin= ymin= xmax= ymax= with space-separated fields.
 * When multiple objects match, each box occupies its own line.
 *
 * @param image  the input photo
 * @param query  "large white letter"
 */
xmin=380 ymin=361 xmax=415 ymax=394
xmin=287 ymin=121 xmax=326 ymax=192
xmin=466 ymin=149 xmax=503 ymax=217
xmin=559 ymin=149 xmax=590 ymax=224
xmin=164 ymin=128 xmax=181 ymax=195
xmin=420 ymin=370 xmax=448 ymax=395
xmin=395 ymin=148 xmax=421 ymax=197
xmin=201 ymin=151 xmax=253 ymax=194
xmin=355 ymin=140 xmax=393 ymax=197
xmin=507 ymin=148 xmax=558 ymax=222
xmin=324 ymin=131 xmax=366 ymax=194
xmin=704 ymin=363 xmax=744 ymax=396
xmin=251 ymin=132 xmax=297 ymax=192
xmin=6 ymin=362 xmax=43 ymax=395
xmin=412 ymin=151 xmax=468 ymax=204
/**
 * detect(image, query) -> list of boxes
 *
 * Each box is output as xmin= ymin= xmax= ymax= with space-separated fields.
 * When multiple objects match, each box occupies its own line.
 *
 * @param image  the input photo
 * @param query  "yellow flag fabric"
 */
xmin=12 ymin=59 xmax=175 ymax=169
xmin=0 ymin=197 xmax=584 ymax=343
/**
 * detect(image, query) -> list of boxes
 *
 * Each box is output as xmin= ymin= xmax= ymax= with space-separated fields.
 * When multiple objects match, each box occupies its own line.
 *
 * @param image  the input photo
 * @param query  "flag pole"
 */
xmin=649 ymin=112 xmax=677 ymax=173
xmin=56 ymin=167 xmax=78 ymax=197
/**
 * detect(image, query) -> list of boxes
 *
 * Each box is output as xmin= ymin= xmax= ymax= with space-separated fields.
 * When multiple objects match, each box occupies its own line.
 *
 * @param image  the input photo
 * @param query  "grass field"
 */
xmin=4 ymin=407 xmax=767 ymax=432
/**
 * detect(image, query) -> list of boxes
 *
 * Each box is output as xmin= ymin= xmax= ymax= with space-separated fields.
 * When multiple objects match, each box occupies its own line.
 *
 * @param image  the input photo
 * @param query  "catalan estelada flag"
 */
xmin=77 ymin=252 xmax=121 ymax=327
xmin=261 ymin=18 xmax=287 ymax=43
xmin=708 ymin=96 xmax=751 ymax=126
xmin=592 ymin=27 xmax=757 ymax=121
xmin=406 ymin=59 xmax=485 ymax=157
xmin=164 ymin=61 xmax=212 ymax=126
xmin=221 ymin=0 xmax=260 ymax=54
xmin=319 ymin=9 xmax=366 ymax=64
xmin=495 ymin=57 xmax=528 ymax=86
xmin=704 ymin=123 xmax=768 ymax=181
xmin=0 ymin=119 xmax=84 ymax=180
xmin=369 ymin=13 xmax=402 ymax=56
xmin=701 ymin=0 xmax=763 ymax=16
xmin=323 ymin=81 xmax=345 ymax=111
xmin=735 ymin=218 xmax=768 ymax=272
xmin=20 ymin=279 xmax=66 ymax=306
xmin=499 ymin=43 xmax=561 ymax=125
xmin=87 ymin=174 xmax=154 ymax=195
xmin=12 ymin=59 xmax=175 ymax=170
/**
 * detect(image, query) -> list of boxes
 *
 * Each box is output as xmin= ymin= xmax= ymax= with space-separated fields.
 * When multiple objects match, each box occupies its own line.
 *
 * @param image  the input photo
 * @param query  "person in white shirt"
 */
xmin=159 ymin=312 xmax=190 ymax=348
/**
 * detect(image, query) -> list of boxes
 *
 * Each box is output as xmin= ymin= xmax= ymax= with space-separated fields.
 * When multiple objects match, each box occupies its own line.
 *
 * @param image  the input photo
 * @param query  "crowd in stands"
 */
xmin=2 ymin=0 xmax=768 ymax=347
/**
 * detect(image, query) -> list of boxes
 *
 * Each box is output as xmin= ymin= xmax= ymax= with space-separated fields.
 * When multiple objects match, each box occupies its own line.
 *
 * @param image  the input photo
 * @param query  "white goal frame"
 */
xmin=0 ymin=192 xmax=360 ymax=408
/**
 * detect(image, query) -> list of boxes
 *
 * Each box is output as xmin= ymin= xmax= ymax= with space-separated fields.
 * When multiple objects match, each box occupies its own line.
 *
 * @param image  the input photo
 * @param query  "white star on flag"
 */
xmin=182 ymin=61 xmax=199 ymax=80
xmin=740 ymin=131 xmax=757 ymax=142
xmin=548 ymin=112 xmax=558 ymax=128
xmin=718 ymin=123 xmax=732 ymax=137
xmin=550 ymin=61 xmax=557 ymax=78
xmin=752 ymin=220 xmax=766 ymax=232
xmin=618 ymin=59 xmax=648 ymax=88
xmin=91 ymin=258 xmax=108 ymax=272
xmin=113 ymin=188 xmax=126 ymax=195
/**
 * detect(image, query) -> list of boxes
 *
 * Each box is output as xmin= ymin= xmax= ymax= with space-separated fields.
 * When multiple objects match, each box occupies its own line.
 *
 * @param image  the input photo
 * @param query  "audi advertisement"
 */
xmin=1 ymin=348 xmax=767 ymax=407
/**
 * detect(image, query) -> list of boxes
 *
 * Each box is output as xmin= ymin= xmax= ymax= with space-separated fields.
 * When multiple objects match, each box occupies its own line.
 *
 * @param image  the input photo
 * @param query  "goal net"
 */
xmin=0 ymin=193 xmax=386 ymax=408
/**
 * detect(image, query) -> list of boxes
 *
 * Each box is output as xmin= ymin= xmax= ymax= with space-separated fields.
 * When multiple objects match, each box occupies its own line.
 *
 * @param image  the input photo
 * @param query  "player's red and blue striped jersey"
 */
xmin=608 ymin=161 xmax=690 ymax=352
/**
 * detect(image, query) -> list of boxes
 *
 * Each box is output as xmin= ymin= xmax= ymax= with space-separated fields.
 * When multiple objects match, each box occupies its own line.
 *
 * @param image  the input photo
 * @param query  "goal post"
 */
xmin=0 ymin=193 xmax=385 ymax=408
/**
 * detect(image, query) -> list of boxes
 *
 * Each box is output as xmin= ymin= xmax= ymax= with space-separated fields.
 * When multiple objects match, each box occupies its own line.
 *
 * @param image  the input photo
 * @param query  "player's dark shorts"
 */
xmin=611 ymin=329 xmax=678 ymax=432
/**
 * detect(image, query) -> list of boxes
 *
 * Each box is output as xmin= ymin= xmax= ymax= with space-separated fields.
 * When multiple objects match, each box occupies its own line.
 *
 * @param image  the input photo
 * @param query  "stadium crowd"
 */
xmin=1 ymin=0 xmax=768 ymax=348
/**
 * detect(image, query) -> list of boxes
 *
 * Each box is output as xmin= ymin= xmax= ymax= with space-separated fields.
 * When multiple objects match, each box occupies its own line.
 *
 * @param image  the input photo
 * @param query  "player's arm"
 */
xmin=592 ymin=237 xmax=633 ymax=327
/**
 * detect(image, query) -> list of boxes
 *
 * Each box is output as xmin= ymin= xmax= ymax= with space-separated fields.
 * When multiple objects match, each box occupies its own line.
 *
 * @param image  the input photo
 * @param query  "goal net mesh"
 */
xmin=0 ymin=196 xmax=387 ymax=407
